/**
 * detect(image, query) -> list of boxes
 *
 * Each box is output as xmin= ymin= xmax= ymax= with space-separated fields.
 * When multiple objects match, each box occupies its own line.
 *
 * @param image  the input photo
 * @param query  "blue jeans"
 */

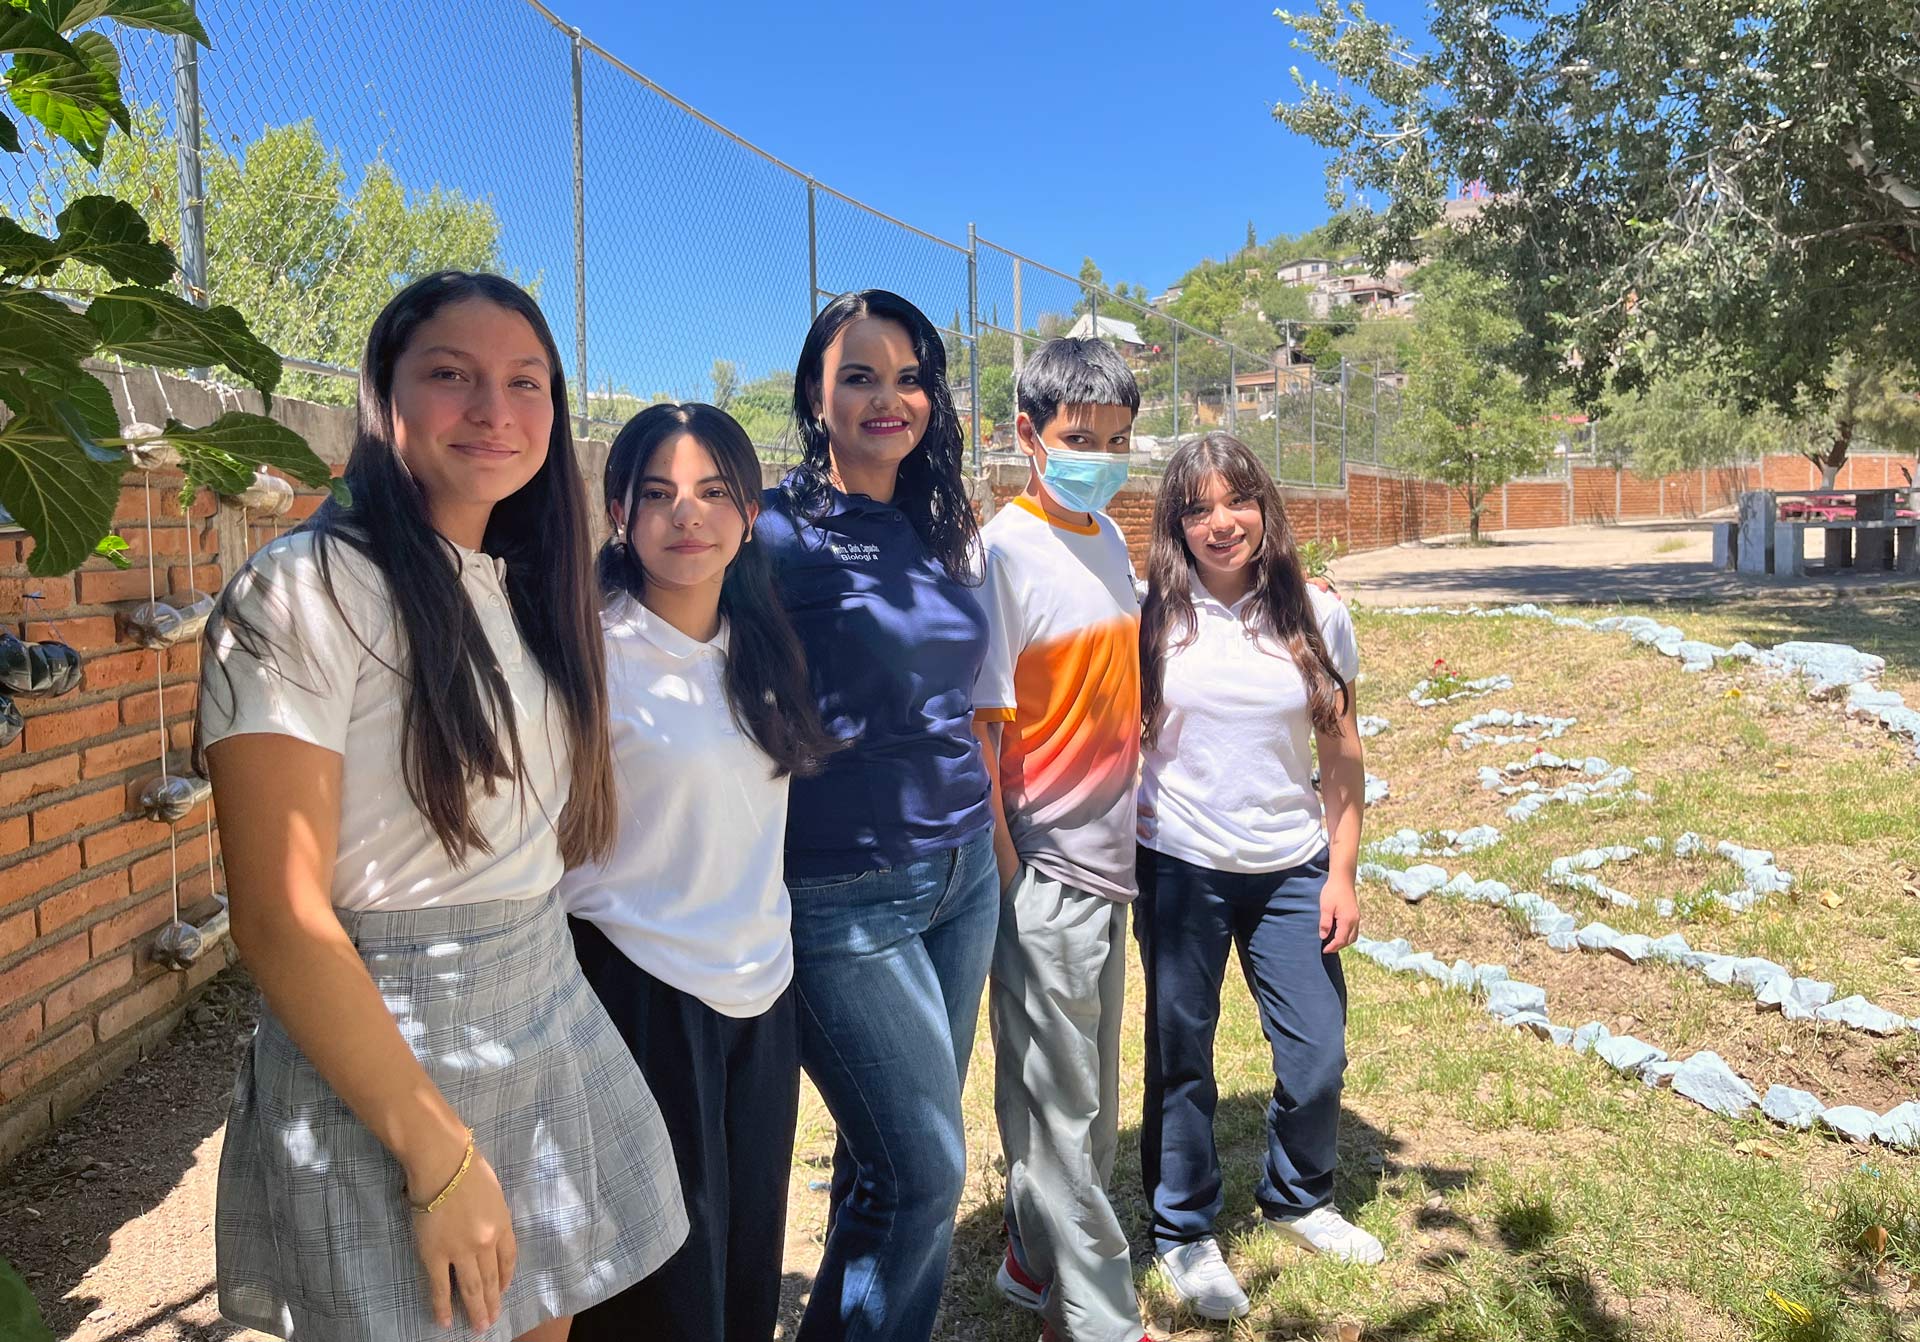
xmin=1135 ymin=844 xmax=1347 ymax=1254
xmin=788 ymin=829 xmax=999 ymax=1342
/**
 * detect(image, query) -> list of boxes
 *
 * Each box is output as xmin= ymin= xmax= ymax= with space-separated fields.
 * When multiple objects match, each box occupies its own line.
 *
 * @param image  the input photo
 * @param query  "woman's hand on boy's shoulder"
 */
xmin=1307 ymin=575 xmax=1345 ymax=603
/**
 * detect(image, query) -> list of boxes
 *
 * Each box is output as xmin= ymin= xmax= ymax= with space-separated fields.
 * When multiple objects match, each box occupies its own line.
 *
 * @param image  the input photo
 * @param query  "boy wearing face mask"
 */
xmin=973 ymin=338 xmax=1148 ymax=1342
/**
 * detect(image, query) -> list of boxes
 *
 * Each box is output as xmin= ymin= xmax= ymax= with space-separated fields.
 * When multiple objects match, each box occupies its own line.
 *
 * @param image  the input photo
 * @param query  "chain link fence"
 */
xmin=6 ymin=0 xmax=1407 ymax=484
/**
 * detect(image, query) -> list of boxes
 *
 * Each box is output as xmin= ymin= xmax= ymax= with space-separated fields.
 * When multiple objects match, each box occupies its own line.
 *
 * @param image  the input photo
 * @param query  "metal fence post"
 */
xmin=569 ymin=28 xmax=588 ymax=438
xmin=1273 ymin=359 xmax=1282 ymax=476
xmin=1369 ymin=361 xmax=1379 ymax=464
xmin=171 ymin=34 xmax=208 ymax=309
xmin=1171 ymin=327 xmax=1180 ymax=442
xmin=806 ymin=180 xmax=819 ymax=318
xmin=1309 ymin=373 xmax=1318 ymax=485
xmin=967 ymin=222 xmax=981 ymax=470
xmin=1228 ymin=346 xmax=1237 ymax=431
xmin=1338 ymin=357 xmax=1349 ymax=485
xmin=1011 ymin=257 xmax=1023 ymax=380
xmin=1089 ymin=283 xmax=1099 ymax=335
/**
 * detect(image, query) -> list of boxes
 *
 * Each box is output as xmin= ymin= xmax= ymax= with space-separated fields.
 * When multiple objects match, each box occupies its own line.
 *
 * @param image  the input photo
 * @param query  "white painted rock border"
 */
xmin=1359 ymin=715 xmax=1391 ymax=738
xmin=1545 ymin=834 xmax=1792 ymax=916
xmin=1355 ymin=862 xmax=1916 ymax=1039
xmin=1352 ymin=931 xmax=1920 ymax=1148
xmin=1365 ymin=825 xmax=1504 ymax=860
xmin=1452 ymin=709 xmax=1578 ymax=749
xmin=1409 ymin=674 xmax=1513 ymax=708
xmin=1477 ymin=752 xmax=1647 ymax=821
xmin=1378 ymin=603 xmax=1920 ymax=761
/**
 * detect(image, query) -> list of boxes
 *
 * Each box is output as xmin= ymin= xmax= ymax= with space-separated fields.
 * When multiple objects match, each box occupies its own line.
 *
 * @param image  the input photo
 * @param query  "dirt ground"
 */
xmin=1328 ymin=521 xmax=1920 ymax=606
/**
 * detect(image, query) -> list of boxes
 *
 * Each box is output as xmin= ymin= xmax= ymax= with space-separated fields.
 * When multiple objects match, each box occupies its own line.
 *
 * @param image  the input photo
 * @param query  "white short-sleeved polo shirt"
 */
xmin=197 ymin=529 xmax=572 ymax=911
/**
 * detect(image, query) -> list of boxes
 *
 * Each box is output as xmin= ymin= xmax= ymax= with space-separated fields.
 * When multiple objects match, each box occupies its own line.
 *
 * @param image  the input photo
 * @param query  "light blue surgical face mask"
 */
xmin=1040 ymin=443 xmax=1131 ymax=514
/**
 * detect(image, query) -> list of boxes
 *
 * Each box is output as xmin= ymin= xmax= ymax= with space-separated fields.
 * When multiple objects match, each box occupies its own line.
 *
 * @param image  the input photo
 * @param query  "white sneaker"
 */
xmin=1266 ymin=1205 xmax=1385 ymax=1264
xmin=1156 ymin=1237 xmax=1250 ymax=1321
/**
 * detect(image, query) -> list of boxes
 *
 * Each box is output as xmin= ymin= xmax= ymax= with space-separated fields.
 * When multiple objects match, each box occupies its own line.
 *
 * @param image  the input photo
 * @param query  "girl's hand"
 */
xmin=411 ymin=1147 xmax=517 ymax=1333
xmin=1136 ymin=799 xmax=1157 ymax=842
xmin=1319 ymin=878 xmax=1361 ymax=952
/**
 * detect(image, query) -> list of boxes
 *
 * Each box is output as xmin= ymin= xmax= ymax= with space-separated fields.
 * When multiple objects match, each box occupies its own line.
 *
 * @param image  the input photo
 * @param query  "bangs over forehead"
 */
xmin=1175 ymin=451 xmax=1270 ymax=511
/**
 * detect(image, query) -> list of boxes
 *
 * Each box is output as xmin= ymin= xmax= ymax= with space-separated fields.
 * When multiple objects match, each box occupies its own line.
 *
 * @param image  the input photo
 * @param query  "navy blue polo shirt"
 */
xmin=759 ymin=478 xmax=993 ymax=877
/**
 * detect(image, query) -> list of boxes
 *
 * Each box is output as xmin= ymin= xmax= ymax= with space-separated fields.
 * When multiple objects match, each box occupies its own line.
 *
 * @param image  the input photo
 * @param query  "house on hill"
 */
xmin=1065 ymin=312 xmax=1147 ymax=352
xmin=1276 ymin=257 xmax=1332 ymax=286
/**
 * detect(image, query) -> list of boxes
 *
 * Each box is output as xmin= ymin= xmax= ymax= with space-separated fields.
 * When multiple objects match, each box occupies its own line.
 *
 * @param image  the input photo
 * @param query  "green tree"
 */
xmin=1794 ymin=357 xmax=1920 ymax=486
xmin=1392 ymin=271 xmax=1556 ymax=541
xmin=978 ymin=365 xmax=1014 ymax=426
xmin=1273 ymin=0 xmax=1920 ymax=481
xmin=0 ymin=1 xmax=335 ymax=578
xmin=709 ymin=358 xmax=739 ymax=410
xmin=42 ymin=112 xmax=503 ymax=406
xmin=1598 ymin=370 xmax=1784 ymax=476
xmin=1076 ymin=257 xmax=1103 ymax=316
xmin=729 ymin=369 xmax=795 ymax=446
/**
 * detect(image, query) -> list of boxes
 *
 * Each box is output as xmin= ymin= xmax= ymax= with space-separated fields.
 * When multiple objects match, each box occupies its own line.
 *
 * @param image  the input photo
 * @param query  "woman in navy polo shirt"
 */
xmin=758 ymin=289 xmax=996 ymax=1342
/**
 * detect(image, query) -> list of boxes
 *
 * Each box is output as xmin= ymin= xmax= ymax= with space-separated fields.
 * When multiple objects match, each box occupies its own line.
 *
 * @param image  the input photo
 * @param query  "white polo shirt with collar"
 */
xmin=556 ymin=593 xmax=793 ymax=1018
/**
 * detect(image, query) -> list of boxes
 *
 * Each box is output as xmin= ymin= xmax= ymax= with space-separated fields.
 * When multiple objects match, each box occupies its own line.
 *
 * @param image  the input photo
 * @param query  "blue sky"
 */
xmin=553 ymin=0 xmax=1432 ymax=297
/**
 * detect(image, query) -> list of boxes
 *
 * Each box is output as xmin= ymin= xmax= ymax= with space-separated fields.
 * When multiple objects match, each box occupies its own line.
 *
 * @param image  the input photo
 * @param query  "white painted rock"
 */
xmin=1594 ymin=1035 xmax=1667 ymax=1074
xmin=1607 ymin=934 xmax=1654 ymax=964
xmin=1670 ymin=1051 xmax=1758 ymax=1117
xmin=1814 ymin=995 xmax=1912 ymax=1036
xmin=1872 ymin=1102 xmax=1920 ymax=1150
xmin=1760 ymin=1085 xmax=1822 ymax=1131
xmin=1575 ymin=922 xmax=1620 ymax=952
xmin=1819 ymin=1106 xmax=1880 ymax=1143
xmin=1484 ymin=980 xmax=1548 ymax=1018
xmin=1358 ymin=715 xmax=1391 ymax=737
xmin=1571 ymin=1022 xmax=1611 ymax=1055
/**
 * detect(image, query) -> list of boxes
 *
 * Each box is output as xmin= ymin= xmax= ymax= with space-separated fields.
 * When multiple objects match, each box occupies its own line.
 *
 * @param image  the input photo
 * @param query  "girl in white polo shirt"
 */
xmin=1133 ymin=432 xmax=1374 ymax=1323
xmin=197 ymin=272 xmax=686 ymax=1342
xmin=558 ymin=402 xmax=839 ymax=1342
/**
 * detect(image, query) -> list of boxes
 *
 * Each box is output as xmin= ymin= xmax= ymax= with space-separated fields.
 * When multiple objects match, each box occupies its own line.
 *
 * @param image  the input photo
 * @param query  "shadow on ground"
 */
xmin=0 ymin=972 xmax=254 ymax=1341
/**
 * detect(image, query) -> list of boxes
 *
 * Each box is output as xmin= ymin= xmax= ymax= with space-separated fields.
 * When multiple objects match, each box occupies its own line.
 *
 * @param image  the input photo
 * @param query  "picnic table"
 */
xmin=1719 ymin=488 xmax=1920 ymax=577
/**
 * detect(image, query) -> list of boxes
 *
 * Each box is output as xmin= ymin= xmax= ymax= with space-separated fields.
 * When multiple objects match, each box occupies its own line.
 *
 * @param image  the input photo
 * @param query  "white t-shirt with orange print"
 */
xmin=974 ymin=495 xmax=1142 ymax=902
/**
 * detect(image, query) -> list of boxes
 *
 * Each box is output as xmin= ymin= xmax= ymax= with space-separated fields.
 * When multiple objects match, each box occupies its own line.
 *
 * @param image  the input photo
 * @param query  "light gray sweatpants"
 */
xmin=991 ymin=863 xmax=1141 ymax=1342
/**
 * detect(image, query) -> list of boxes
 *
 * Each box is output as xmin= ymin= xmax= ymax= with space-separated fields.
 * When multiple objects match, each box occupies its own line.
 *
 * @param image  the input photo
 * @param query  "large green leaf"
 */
xmin=161 ymin=411 xmax=337 ymax=494
xmin=48 ymin=0 xmax=209 ymax=44
xmin=0 ymin=289 xmax=101 ymax=371
xmin=0 ymin=422 xmax=125 ymax=576
xmin=50 ymin=195 xmax=175 ymax=285
xmin=0 ymin=197 xmax=174 ymax=284
xmin=88 ymin=286 xmax=281 ymax=393
xmin=0 ymin=1256 xmax=52 ymax=1342
xmin=5 ymin=41 xmax=126 ymax=165
xmin=0 ymin=5 xmax=85 ymax=62
xmin=0 ymin=216 xmax=62 ymax=276
xmin=0 ymin=365 xmax=120 ymax=457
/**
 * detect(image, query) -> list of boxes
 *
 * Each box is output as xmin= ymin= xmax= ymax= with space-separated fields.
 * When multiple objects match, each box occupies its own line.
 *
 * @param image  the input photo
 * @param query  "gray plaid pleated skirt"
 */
xmin=216 ymin=890 xmax=689 ymax=1341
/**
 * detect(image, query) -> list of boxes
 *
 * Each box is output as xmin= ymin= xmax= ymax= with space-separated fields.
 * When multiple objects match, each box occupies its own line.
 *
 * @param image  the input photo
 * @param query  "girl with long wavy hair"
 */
xmin=560 ymin=403 xmax=838 ymax=1342
xmin=198 ymin=271 xmax=686 ymax=1342
xmin=758 ymin=289 xmax=997 ymax=1342
xmin=1133 ymin=432 xmax=1376 ymax=1323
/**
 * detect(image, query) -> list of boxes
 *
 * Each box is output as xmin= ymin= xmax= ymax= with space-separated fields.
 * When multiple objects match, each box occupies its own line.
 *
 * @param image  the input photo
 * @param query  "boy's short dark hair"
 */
xmin=1016 ymin=337 xmax=1140 ymax=435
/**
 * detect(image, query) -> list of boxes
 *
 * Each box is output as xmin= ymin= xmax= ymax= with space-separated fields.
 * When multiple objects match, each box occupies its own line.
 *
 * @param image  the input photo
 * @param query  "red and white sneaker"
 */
xmin=998 ymin=1244 xmax=1048 ymax=1311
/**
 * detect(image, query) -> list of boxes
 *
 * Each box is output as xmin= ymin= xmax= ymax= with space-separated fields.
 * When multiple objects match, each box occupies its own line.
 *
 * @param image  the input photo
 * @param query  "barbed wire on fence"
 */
xmin=5 ymin=0 xmax=1414 ymax=486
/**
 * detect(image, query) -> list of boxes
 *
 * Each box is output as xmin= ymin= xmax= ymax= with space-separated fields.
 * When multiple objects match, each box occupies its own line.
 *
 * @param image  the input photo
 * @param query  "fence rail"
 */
xmin=5 ymin=0 xmax=1415 ymax=485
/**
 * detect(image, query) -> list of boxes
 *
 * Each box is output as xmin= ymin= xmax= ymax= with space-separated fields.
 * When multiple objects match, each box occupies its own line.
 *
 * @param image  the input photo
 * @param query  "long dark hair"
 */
xmin=200 ymin=270 xmax=617 ymax=867
xmin=783 ymin=289 xmax=979 ymax=581
xmin=599 ymin=403 xmax=840 ymax=779
xmin=1140 ymin=432 xmax=1349 ymax=746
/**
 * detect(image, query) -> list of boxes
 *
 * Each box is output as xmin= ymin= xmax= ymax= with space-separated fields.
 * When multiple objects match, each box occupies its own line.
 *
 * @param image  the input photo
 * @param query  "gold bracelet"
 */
xmin=410 ymin=1129 xmax=476 ymax=1215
